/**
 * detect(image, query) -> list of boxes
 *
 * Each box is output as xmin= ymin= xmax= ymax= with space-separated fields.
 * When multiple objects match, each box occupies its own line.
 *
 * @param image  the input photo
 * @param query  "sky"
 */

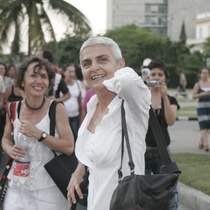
xmin=3 ymin=0 xmax=107 ymax=53
xmin=59 ymin=0 xmax=107 ymax=38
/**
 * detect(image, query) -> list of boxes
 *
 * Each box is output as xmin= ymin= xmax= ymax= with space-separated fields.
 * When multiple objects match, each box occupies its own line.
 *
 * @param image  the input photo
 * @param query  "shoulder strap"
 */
xmin=149 ymin=107 xmax=170 ymax=163
xmin=149 ymin=107 xmax=181 ymax=174
xmin=48 ymin=101 xmax=63 ymax=157
xmin=4 ymin=101 xmax=17 ymax=163
xmin=49 ymin=101 xmax=57 ymax=137
xmin=119 ymin=101 xmax=180 ymax=179
xmin=6 ymin=101 xmax=17 ymax=133
xmin=48 ymin=100 xmax=64 ymax=136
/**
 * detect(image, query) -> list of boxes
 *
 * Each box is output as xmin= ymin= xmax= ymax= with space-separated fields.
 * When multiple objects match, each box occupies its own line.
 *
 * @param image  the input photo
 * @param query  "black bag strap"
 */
xmin=48 ymin=101 xmax=63 ymax=157
xmin=149 ymin=107 xmax=171 ymax=164
xmin=118 ymin=100 xmax=135 ymax=181
xmin=149 ymin=107 xmax=180 ymax=173
xmin=118 ymin=100 xmax=180 ymax=180
xmin=49 ymin=101 xmax=57 ymax=137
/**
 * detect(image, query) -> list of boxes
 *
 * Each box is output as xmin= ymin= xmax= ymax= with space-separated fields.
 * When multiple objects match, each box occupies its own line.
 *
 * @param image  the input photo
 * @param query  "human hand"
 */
xmin=8 ymin=144 xmax=26 ymax=160
xmin=47 ymin=96 xmax=56 ymax=100
xmin=19 ymin=120 xmax=40 ymax=138
xmin=160 ymin=82 xmax=168 ymax=98
xmin=67 ymin=171 xmax=84 ymax=207
xmin=205 ymin=91 xmax=210 ymax=97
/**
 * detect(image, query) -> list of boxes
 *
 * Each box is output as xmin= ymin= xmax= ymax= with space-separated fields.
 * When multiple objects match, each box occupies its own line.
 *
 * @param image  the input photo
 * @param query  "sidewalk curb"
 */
xmin=176 ymin=117 xmax=198 ymax=121
xmin=178 ymin=182 xmax=210 ymax=210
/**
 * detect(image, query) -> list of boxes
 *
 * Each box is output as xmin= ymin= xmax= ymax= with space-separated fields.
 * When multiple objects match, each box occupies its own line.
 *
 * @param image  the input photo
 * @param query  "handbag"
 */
xmin=44 ymin=152 xmax=78 ymax=199
xmin=144 ymin=147 xmax=160 ymax=170
xmin=110 ymin=101 xmax=181 ymax=210
xmin=44 ymin=101 xmax=78 ymax=199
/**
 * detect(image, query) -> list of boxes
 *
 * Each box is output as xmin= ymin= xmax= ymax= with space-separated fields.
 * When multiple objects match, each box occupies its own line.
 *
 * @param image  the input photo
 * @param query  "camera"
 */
xmin=144 ymin=80 xmax=160 ymax=87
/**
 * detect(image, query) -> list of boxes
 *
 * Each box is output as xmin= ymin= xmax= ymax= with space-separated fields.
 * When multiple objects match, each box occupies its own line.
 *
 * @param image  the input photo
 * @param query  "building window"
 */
xmin=151 ymin=5 xmax=158 ymax=13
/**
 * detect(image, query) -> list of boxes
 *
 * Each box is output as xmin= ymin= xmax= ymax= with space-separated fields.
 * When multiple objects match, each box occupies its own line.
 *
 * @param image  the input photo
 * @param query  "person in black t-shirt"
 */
xmin=145 ymin=58 xmax=180 ymax=210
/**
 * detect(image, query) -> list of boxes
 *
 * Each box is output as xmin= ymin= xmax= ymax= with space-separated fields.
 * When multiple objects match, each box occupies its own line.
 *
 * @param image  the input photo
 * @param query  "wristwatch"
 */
xmin=38 ymin=132 xmax=48 ymax=142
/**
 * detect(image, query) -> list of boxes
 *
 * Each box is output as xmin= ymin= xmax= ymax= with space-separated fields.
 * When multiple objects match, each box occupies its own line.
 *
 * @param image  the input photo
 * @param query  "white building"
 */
xmin=107 ymin=0 xmax=210 ymax=43
xmin=187 ymin=12 xmax=210 ymax=52
xmin=107 ymin=0 xmax=168 ymax=37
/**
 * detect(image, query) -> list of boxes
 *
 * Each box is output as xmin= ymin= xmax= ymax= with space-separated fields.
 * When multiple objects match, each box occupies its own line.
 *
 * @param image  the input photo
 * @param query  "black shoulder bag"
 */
xmin=44 ymin=101 xmax=78 ymax=199
xmin=110 ymin=101 xmax=181 ymax=210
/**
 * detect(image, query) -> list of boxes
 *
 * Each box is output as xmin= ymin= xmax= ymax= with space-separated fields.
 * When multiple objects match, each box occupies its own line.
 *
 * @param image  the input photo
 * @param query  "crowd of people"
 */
xmin=0 ymin=36 xmax=209 ymax=210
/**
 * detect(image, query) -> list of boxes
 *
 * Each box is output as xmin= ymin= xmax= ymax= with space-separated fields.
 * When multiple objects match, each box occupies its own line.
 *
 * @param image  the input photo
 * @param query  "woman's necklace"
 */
xmin=25 ymin=97 xmax=46 ymax=111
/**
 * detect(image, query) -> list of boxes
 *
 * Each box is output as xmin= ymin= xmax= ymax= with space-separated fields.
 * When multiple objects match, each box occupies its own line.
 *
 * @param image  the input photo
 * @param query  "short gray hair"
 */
xmin=80 ymin=37 xmax=123 ymax=62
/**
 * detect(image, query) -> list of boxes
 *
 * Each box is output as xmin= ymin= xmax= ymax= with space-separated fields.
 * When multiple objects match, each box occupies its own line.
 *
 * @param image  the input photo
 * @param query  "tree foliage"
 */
xmin=105 ymin=25 xmax=164 ymax=72
xmin=203 ymin=37 xmax=210 ymax=68
xmin=179 ymin=21 xmax=187 ymax=44
xmin=57 ymin=35 xmax=89 ymax=68
xmin=0 ymin=0 xmax=91 ymax=57
xmin=104 ymin=24 xmax=203 ymax=87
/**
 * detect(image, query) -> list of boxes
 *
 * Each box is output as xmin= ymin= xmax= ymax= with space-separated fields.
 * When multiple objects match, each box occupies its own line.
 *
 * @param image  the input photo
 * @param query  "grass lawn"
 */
xmin=176 ymin=96 xmax=197 ymax=118
xmin=172 ymin=153 xmax=210 ymax=196
xmin=164 ymin=90 xmax=210 ymax=196
xmin=177 ymin=106 xmax=197 ymax=118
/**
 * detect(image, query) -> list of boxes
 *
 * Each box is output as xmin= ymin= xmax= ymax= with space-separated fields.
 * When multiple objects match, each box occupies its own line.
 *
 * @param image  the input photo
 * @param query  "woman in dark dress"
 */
xmin=192 ymin=68 xmax=210 ymax=152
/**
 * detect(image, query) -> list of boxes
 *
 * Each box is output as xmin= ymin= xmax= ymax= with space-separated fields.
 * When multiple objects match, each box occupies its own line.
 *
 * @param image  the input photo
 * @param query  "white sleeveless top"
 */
xmin=8 ymin=101 xmax=60 ymax=190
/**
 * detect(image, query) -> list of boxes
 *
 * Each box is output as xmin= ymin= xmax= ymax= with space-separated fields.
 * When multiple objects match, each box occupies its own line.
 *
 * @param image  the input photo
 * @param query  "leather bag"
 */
xmin=44 ymin=101 xmax=78 ymax=198
xmin=44 ymin=152 xmax=78 ymax=199
xmin=144 ymin=147 xmax=160 ymax=170
xmin=109 ymin=101 xmax=181 ymax=210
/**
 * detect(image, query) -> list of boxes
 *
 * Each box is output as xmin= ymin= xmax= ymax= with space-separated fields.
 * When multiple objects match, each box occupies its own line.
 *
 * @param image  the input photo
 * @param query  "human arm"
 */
xmin=161 ymin=83 xmax=178 ymax=126
xmin=47 ymin=77 xmax=71 ymax=102
xmin=19 ymin=102 xmax=74 ymax=155
xmin=103 ymin=67 xmax=151 ymax=117
xmin=2 ymin=111 xmax=26 ymax=159
xmin=192 ymin=82 xmax=210 ymax=99
xmin=54 ymin=91 xmax=71 ymax=102
xmin=55 ymin=77 xmax=71 ymax=102
xmin=103 ymin=67 xmax=151 ymax=175
xmin=67 ymin=162 xmax=86 ymax=207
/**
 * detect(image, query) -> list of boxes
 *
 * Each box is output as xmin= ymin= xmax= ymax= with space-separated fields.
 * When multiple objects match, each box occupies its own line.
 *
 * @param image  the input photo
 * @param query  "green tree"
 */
xmin=104 ymin=24 xmax=203 ymax=87
xmin=203 ymin=37 xmax=210 ymax=67
xmin=105 ymin=24 xmax=164 ymax=72
xmin=179 ymin=21 xmax=187 ymax=44
xmin=57 ymin=35 xmax=88 ymax=68
xmin=0 ymin=0 xmax=91 ymax=56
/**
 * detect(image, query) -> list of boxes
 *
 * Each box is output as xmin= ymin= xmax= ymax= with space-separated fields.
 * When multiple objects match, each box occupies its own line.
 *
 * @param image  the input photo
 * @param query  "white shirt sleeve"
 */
xmin=103 ymin=67 xmax=151 ymax=175
xmin=103 ymin=67 xmax=151 ymax=117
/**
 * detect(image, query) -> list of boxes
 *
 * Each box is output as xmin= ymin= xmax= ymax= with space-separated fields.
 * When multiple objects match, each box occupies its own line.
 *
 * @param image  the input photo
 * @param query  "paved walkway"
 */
xmin=169 ymin=121 xmax=208 ymax=154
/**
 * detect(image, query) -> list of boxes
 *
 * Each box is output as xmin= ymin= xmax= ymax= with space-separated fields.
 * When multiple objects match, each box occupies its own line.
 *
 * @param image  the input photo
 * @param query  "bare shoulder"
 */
xmin=193 ymin=82 xmax=199 ymax=89
xmin=55 ymin=101 xmax=65 ymax=110
xmin=55 ymin=102 xmax=68 ymax=118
